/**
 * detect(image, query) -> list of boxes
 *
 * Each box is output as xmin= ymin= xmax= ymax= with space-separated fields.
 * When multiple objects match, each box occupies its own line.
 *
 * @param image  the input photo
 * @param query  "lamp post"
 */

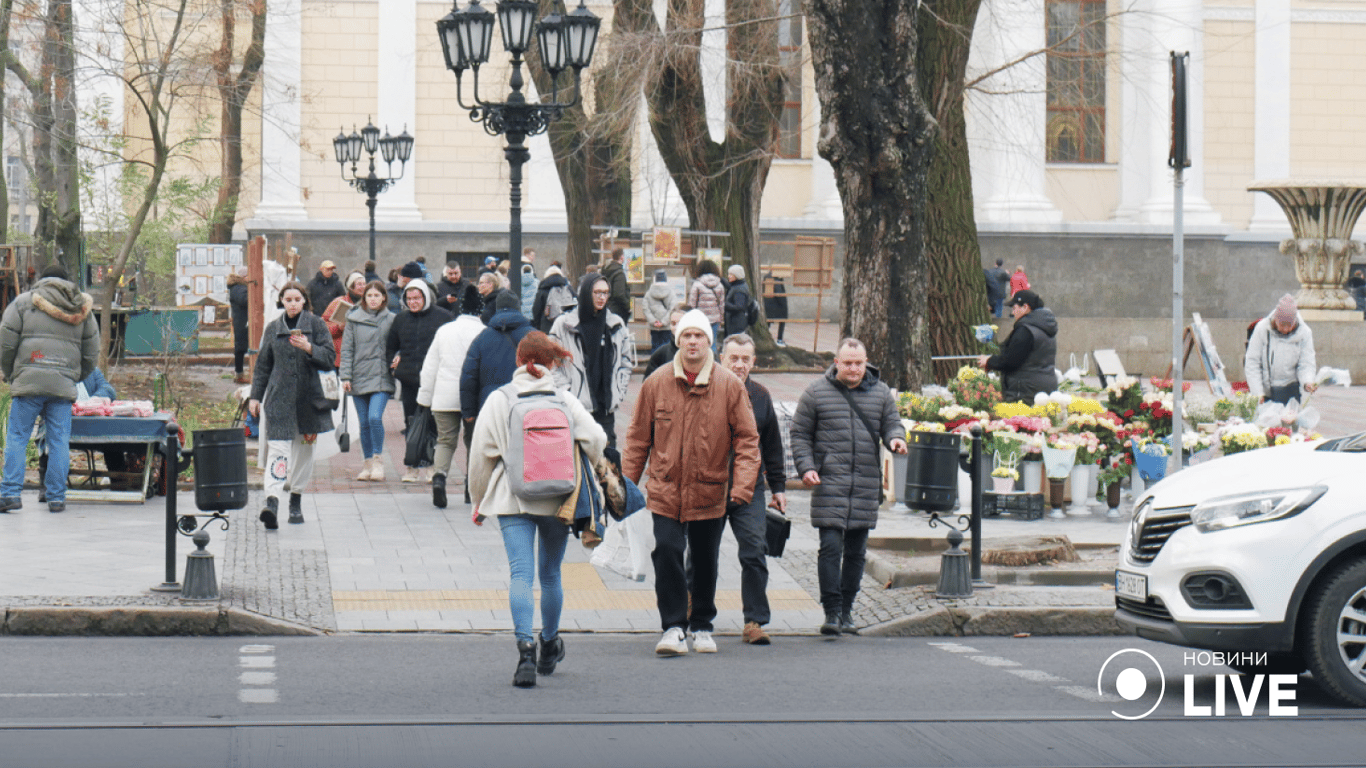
xmin=333 ymin=119 xmax=415 ymax=266
xmin=436 ymin=0 xmax=599 ymax=295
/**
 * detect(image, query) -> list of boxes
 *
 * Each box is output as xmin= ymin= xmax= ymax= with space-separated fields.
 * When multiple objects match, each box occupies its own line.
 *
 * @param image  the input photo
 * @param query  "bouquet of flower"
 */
xmin=1149 ymin=376 xmax=1193 ymax=393
xmin=905 ymin=421 xmax=947 ymax=433
xmin=1212 ymin=392 xmax=1259 ymax=423
xmin=900 ymin=392 xmax=954 ymax=422
xmin=1104 ymin=376 xmax=1144 ymax=416
xmin=1069 ymin=397 xmax=1106 ymax=416
xmin=1097 ymin=459 xmax=1131 ymax=489
xmin=1136 ymin=436 xmax=1172 ymax=457
xmin=994 ymin=401 xmax=1033 ymax=419
xmin=1135 ymin=394 xmax=1174 ymax=437
xmin=990 ymin=466 xmax=1019 ymax=481
xmin=949 ymin=366 xmax=1002 ymax=413
xmin=1220 ymin=423 xmax=1268 ymax=455
xmin=1002 ymin=415 xmax=1053 ymax=434
xmin=1181 ymin=431 xmax=1213 ymax=458
xmin=1265 ymin=425 xmax=1293 ymax=446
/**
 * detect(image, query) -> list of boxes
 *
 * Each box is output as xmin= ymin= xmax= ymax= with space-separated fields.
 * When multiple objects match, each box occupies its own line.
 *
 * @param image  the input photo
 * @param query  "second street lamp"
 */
xmin=333 ymin=118 xmax=414 ymax=266
xmin=437 ymin=0 xmax=599 ymax=295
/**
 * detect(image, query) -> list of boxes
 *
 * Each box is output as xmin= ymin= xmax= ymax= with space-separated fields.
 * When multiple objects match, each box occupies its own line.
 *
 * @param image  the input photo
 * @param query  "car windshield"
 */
xmin=1316 ymin=431 xmax=1366 ymax=452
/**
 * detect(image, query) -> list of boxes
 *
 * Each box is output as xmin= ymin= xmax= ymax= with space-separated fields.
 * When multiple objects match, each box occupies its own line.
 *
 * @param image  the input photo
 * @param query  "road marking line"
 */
xmin=1006 ymin=669 xmax=1068 ymax=683
xmin=238 ymin=644 xmax=277 ymax=705
xmin=1055 ymin=685 xmax=1120 ymax=703
xmin=967 ymin=655 xmax=1021 ymax=667
xmin=0 ymin=693 xmax=142 ymax=698
xmin=926 ymin=642 xmax=981 ymax=653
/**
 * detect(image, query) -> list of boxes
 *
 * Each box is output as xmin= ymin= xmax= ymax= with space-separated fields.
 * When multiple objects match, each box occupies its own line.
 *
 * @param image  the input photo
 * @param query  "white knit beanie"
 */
xmin=674 ymin=308 xmax=714 ymax=344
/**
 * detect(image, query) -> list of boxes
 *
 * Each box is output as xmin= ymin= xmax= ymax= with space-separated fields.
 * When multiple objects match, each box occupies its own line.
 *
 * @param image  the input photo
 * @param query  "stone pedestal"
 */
xmin=1249 ymin=182 xmax=1366 ymax=311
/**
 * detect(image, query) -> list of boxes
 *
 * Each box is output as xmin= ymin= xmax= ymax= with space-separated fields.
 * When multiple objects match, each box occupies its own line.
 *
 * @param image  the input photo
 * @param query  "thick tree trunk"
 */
xmin=209 ymin=0 xmax=266 ymax=244
xmin=920 ymin=0 xmax=990 ymax=383
xmin=805 ymin=0 xmax=938 ymax=391
xmin=0 ymin=0 xmax=11 ymax=234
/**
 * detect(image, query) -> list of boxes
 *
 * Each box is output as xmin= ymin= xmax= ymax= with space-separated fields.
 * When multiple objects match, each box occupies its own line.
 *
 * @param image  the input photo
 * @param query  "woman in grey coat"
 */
xmin=340 ymin=280 xmax=395 ymax=481
xmin=249 ymin=282 xmax=336 ymax=529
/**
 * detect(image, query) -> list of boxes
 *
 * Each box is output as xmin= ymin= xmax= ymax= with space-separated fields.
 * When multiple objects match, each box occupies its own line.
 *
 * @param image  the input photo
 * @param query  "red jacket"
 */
xmin=1009 ymin=270 xmax=1030 ymax=298
xmin=624 ymin=353 xmax=760 ymax=522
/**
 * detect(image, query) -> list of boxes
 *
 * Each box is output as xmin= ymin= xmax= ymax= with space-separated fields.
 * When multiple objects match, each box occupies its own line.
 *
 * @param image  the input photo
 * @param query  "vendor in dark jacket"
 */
xmin=385 ymin=280 xmax=452 ymax=481
xmin=306 ymin=260 xmax=345 ymax=314
xmin=977 ymin=289 xmax=1058 ymax=404
xmin=789 ymin=339 xmax=906 ymax=637
xmin=228 ymin=269 xmax=250 ymax=383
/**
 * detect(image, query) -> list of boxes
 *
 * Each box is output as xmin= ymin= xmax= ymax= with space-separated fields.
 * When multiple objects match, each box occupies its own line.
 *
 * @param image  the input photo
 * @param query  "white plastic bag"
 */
xmin=1317 ymin=366 xmax=1352 ymax=387
xmin=590 ymin=513 xmax=653 ymax=582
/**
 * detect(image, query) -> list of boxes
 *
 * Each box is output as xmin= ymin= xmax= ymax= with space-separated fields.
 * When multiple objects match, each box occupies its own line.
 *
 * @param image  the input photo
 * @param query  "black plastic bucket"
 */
xmin=902 ymin=431 xmax=960 ymax=512
xmin=193 ymin=428 xmax=248 ymax=511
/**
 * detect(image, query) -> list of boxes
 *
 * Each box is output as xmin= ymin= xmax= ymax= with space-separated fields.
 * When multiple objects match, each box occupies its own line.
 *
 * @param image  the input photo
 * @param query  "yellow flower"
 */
xmin=1070 ymin=398 xmax=1105 ymax=415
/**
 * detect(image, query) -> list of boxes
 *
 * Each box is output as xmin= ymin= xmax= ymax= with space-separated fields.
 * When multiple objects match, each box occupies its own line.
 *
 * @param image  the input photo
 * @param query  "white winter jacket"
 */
xmin=1243 ymin=312 xmax=1316 ymax=399
xmin=467 ymin=364 xmax=608 ymax=518
xmin=417 ymin=315 xmax=485 ymax=411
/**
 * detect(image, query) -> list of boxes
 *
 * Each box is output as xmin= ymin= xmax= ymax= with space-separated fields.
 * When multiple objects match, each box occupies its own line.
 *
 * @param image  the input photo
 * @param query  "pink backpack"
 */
xmin=500 ymin=384 xmax=577 ymax=500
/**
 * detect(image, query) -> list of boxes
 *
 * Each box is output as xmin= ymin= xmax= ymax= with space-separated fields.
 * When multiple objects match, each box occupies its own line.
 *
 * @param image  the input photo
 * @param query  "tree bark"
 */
xmin=209 ymin=0 xmax=266 ymax=244
xmin=805 ymin=0 xmax=938 ymax=391
xmin=0 ymin=0 xmax=11 ymax=235
xmin=919 ymin=0 xmax=990 ymax=383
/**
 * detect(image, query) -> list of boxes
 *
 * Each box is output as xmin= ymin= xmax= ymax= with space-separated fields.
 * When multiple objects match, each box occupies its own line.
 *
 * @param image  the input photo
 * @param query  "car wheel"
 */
xmin=1227 ymin=652 xmax=1306 ymax=677
xmin=1302 ymin=558 xmax=1366 ymax=707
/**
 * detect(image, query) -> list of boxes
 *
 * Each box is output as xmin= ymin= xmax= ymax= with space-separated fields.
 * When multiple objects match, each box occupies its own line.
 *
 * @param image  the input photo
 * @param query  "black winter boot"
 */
xmin=820 ymin=612 xmax=840 ymax=636
xmin=514 ymin=641 xmax=538 ymax=687
xmin=432 ymin=473 xmax=447 ymax=509
xmin=537 ymin=634 xmax=565 ymax=675
xmin=288 ymin=493 xmax=304 ymax=524
xmin=260 ymin=497 xmax=279 ymax=530
xmin=840 ymin=612 xmax=859 ymax=635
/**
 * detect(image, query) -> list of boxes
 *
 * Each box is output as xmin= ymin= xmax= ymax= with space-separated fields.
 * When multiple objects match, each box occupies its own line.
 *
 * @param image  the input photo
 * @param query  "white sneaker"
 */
xmin=690 ymin=630 xmax=717 ymax=653
xmin=401 ymin=468 xmax=419 ymax=483
xmin=655 ymin=627 xmax=689 ymax=656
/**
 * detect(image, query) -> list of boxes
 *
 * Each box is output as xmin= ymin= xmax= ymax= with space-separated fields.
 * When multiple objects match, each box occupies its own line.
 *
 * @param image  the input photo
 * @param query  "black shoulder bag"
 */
xmin=836 ymin=386 xmax=888 ymax=505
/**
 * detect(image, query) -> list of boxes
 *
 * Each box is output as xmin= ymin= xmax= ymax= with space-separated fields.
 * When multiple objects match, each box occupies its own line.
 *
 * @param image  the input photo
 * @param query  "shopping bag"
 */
xmin=403 ymin=405 xmax=436 ymax=467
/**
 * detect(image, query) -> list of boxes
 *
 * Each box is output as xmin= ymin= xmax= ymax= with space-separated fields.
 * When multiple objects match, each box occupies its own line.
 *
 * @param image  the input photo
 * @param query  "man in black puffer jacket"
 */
xmin=978 ymin=289 xmax=1058 ymax=404
xmin=790 ymin=338 xmax=906 ymax=637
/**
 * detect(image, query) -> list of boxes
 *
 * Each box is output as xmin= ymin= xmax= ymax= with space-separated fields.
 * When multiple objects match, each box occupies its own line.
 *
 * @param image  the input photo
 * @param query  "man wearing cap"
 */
xmin=977 ymin=288 xmax=1058 ymax=403
xmin=1245 ymin=293 xmax=1318 ymax=406
xmin=624 ymin=309 xmax=760 ymax=656
xmin=307 ymin=260 xmax=345 ymax=314
xmin=388 ymin=261 xmax=427 ymax=314
xmin=722 ymin=264 xmax=754 ymax=338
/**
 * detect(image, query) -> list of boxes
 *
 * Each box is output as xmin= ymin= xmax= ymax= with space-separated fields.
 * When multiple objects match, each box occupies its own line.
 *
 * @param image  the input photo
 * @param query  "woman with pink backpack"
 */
xmin=467 ymin=332 xmax=608 ymax=688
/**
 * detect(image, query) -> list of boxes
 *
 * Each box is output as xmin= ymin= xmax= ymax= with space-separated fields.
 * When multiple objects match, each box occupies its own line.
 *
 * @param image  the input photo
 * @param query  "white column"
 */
xmin=1248 ymin=0 xmax=1291 ymax=231
xmin=1121 ymin=0 xmax=1221 ymax=225
xmin=1113 ymin=1 xmax=1150 ymax=222
xmin=255 ymin=0 xmax=308 ymax=221
xmin=972 ymin=0 xmax=1062 ymax=225
xmin=521 ymin=126 xmax=569 ymax=226
xmin=375 ymin=0 xmax=421 ymax=221
xmin=73 ymin=0 xmax=124 ymax=228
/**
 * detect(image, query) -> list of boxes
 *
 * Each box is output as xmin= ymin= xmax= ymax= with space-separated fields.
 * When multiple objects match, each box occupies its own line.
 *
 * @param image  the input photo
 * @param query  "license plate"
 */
xmin=1116 ymin=571 xmax=1148 ymax=601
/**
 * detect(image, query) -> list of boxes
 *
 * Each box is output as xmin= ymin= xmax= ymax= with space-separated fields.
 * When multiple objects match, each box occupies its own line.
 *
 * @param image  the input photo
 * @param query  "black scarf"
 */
xmin=578 ymin=279 xmax=612 ymax=414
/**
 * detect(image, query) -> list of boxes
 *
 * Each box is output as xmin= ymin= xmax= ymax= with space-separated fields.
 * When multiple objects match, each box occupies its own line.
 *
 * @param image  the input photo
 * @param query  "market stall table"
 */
xmin=40 ymin=413 xmax=173 ymax=503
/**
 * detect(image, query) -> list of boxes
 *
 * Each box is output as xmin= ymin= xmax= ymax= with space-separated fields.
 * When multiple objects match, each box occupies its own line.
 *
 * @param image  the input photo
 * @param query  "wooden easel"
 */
xmin=1164 ymin=313 xmax=1233 ymax=396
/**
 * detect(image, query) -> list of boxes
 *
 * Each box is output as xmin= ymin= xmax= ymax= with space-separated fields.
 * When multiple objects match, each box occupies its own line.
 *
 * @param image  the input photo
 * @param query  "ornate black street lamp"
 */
xmin=333 ymin=119 xmax=415 ymax=266
xmin=437 ymin=0 xmax=599 ymax=294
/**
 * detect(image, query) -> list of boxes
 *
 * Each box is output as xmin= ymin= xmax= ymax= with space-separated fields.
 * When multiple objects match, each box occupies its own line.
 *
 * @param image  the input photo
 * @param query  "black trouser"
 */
xmin=398 ymin=377 xmax=419 ymax=433
xmin=593 ymin=410 xmax=616 ymax=450
xmin=1267 ymin=383 xmax=1302 ymax=406
xmin=684 ymin=491 xmax=771 ymax=625
xmin=817 ymin=527 xmax=869 ymax=615
xmin=653 ymin=514 xmax=726 ymax=632
xmin=233 ymin=348 xmax=247 ymax=376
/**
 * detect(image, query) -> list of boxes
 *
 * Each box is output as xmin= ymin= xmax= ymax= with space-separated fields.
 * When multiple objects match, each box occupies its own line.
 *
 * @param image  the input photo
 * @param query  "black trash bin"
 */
xmin=192 ymin=428 xmax=248 ymax=512
xmin=903 ymin=430 xmax=960 ymax=512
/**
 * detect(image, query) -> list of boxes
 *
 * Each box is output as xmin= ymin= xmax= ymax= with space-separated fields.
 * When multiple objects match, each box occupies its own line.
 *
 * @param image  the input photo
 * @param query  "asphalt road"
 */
xmin=1 ymin=634 xmax=1362 ymax=767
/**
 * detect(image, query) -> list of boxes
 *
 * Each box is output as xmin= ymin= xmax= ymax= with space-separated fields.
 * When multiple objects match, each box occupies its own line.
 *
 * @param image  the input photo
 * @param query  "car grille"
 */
xmin=1130 ymin=507 xmax=1194 ymax=563
xmin=1116 ymin=595 xmax=1173 ymax=622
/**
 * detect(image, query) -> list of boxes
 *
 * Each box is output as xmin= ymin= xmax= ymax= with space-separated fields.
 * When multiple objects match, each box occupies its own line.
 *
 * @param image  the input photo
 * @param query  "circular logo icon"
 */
xmin=1098 ymin=648 xmax=1166 ymax=720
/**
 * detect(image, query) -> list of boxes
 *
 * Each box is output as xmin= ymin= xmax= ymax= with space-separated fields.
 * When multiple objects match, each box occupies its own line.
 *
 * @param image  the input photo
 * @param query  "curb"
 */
xmin=0 ymin=606 xmax=324 ymax=637
xmin=864 ymin=548 xmax=1117 ymax=589
xmin=860 ymin=604 xmax=1124 ymax=638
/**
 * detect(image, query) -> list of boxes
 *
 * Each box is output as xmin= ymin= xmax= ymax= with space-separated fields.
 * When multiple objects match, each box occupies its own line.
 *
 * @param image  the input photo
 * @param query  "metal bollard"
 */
xmin=935 ymin=528 xmax=973 ymax=599
xmin=180 ymin=529 xmax=219 ymax=600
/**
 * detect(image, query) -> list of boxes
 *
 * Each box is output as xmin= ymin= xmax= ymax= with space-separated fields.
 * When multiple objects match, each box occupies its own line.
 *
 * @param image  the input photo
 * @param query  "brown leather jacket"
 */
xmin=624 ymin=351 xmax=760 ymax=522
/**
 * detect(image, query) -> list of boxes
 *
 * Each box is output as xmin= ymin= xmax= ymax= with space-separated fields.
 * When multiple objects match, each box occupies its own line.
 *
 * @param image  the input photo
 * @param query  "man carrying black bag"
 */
xmin=717 ymin=333 xmax=788 ymax=646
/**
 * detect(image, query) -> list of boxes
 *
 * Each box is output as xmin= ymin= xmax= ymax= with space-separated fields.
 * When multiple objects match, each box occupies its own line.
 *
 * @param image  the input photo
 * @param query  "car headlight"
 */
xmin=1189 ymin=486 xmax=1327 ymax=532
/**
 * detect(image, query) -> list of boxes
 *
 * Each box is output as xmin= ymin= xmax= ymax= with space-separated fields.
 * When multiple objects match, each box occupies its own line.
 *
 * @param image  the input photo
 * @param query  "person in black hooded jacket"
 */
xmin=227 ymin=268 xmax=250 ymax=383
xmin=978 ymin=289 xmax=1058 ymax=403
xmin=386 ymin=279 xmax=452 ymax=481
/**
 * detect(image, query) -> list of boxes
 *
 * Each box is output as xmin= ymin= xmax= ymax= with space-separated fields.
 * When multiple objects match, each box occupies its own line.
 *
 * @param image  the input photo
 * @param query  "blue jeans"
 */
xmin=991 ymin=297 xmax=1004 ymax=318
xmin=498 ymin=514 xmax=570 ymax=644
xmin=352 ymin=391 xmax=390 ymax=459
xmin=3 ymin=396 xmax=72 ymax=503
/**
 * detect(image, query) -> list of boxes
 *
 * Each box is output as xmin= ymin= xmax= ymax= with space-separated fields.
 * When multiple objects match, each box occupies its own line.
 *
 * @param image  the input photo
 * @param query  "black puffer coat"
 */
xmin=228 ymin=274 xmax=249 ymax=354
xmin=250 ymin=311 xmax=336 ymax=440
xmin=385 ymin=280 xmax=452 ymax=384
xmin=789 ymin=364 xmax=901 ymax=531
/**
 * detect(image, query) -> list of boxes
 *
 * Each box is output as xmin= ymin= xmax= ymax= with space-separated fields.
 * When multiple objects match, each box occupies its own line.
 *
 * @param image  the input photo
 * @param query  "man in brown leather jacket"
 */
xmin=624 ymin=309 xmax=760 ymax=656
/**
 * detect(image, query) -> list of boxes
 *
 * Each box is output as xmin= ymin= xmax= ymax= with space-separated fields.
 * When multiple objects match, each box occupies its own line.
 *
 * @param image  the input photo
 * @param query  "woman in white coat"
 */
xmin=417 ymin=313 xmax=484 ymax=508
xmin=468 ymin=331 xmax=608 ymax=688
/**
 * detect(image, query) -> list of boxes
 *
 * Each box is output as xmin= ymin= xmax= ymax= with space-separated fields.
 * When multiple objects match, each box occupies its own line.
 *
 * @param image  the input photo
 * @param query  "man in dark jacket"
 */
xmin=435 ymin=261 xmax=480 ymax=316
xmin=762 ymin=271 xmax=788 ymax=344
xmin=984 ymin=258 xmax=1010 ymax=318
xmin=717 ymin=333 xmax=787 ymax=645
xmin=601 ymin=247 xmax=631 ymax=321
xmin=307 ymin=260 xmax=345 ymax=313
xmin=977 ymin=289 xmax=1058 ymax=403
xmin=476 ymin=272 xmax=502 ymax=324
xmin=228 ymin=268 xmax=250 ymax=383
xmin=460 ymin=291 xmax=533 ymax=427
xmin=531 ymin=264 xmax=574 ymax=332
xmin=643 ymin=306 xmax=686 ymax=380
xmin=723 ymin=265 xmax=754 ymax=338
xmin=0 ymin=265 xmax=100 ymax=512
xmin=790 ymin=339 xmax=906 ymax=636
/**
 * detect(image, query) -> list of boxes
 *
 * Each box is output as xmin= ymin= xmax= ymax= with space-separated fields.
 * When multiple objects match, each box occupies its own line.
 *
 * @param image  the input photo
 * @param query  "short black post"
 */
xmin=151 ymin=422 xmax=181 ymax=592
xmin=969 ymin=425 xmax=990 ymax=588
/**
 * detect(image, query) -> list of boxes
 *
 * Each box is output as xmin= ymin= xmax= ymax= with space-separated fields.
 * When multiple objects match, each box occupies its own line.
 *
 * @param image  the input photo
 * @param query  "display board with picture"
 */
xmin=176 ymin=243 xmax=244 ymax=320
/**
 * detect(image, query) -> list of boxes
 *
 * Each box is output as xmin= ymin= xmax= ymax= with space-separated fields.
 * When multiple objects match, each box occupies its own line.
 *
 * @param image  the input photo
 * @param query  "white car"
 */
xmin=1115 ymin=431 xmax=1366 ymax=706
